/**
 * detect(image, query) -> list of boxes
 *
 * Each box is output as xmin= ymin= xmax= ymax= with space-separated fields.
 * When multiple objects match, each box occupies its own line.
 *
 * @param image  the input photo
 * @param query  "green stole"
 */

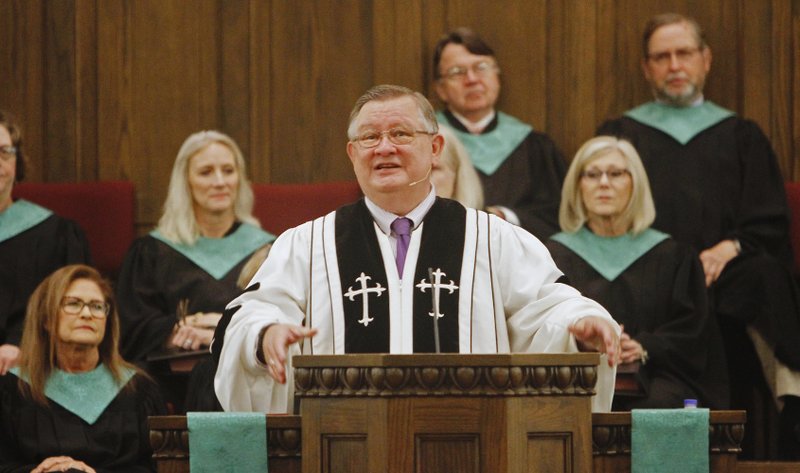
xmin=551 ymin=227 xmax=669 ymax=281
xmin=436 ymin=110 xmax=532 ymax=176
xmin=150 ymin=223 xmax=275 ymax=280
xmin=0 ymin=199 xmax=53 ymax=244
xmin=624 ymin=101 xmax=734 ymax=145
xmin=11 ymin=364 xmax=136 ymax=425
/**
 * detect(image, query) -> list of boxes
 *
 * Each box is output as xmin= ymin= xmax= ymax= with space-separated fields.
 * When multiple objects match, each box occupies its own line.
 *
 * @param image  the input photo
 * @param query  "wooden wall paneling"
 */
xmin=269 ymin=0 xmax=371 ymax=184
xmin=740 ymin=1 xmax=773 ymax=146
xmin=594 ymin=0 xmax=622 ymax=128
xmin=127 ymin=0 xmax=220 ymax=227
xmin=97 ymin=0 xmax=132 ymax=183
xmin=0 ymin=0 xmax=45 ymax=182
xmin=700 ymin=0 xmax=740 ymax=113
xmin=268 ymin=1 xmax=319 ymax=184
xmin=197 ymin=0 xmax=221 ymax=131
xmin=43 ymin=0 xmax=79 ymax=181
xmin=545 ymin=0 xmax=598 ymax=161
xmin=220 ymin=0 xmax=252 ymax=161
xmin=312 ymin=0 xmax=373 ymax=182
xmin=419 ymin=0 xmax=447 ymax=104
xmin=75 ymin=0 xmax=98 ymax=181
xmin=371 ymin=0 xmax=424 ymax=91
xmin=247 ymin=0 xmax=271 ymax=183
xmin=770 ymin=0 xmax=794 ymax=178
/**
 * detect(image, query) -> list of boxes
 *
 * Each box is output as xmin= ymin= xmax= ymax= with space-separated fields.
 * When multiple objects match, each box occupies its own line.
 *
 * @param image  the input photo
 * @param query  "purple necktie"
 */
xmin=391 ymin=217 xmax=413 ymax=275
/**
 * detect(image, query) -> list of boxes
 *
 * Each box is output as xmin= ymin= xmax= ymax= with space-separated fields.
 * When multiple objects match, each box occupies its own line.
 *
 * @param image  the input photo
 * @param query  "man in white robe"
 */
xmin=214 ymin=85 xmax=621 ymax=413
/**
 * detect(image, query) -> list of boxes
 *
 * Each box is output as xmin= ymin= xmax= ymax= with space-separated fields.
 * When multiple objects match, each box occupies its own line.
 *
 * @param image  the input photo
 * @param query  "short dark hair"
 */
xmin=0 ymin=110 xmax=26 ymax=181
xmin=432 ymin=27 xmax=496 ymax=80
xmin=642 ymin=13 xmax=707 ymax=58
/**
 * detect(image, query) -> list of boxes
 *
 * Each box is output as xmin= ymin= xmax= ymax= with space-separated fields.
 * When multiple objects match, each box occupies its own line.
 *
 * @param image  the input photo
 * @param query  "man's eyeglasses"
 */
xmin=646 ymin=47 xmax=701 ymax=66
xmin=580 ymin=168 xmax=631 ymax=183
xmin=61 ymin=297 xmax=110 ymax=318
xmin=0 ymin=145 xmax=17 ymax=161
xmin=440 ymin=61 xmax=499 ymax=82
xmin=352 ymin=128 xmax=435 ymax=148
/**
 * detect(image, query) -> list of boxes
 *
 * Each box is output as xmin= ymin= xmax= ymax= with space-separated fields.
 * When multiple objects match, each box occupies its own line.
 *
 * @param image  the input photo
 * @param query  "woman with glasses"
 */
xmin=546 ymin=136 xmax=729 ymax=410
xmin=0 ymin=264 xmax=165 ymax=473
xmin=116 ymin=130 xmax=274 ymax=411
xmin=0 ymin=110 xmax=90 ymax=377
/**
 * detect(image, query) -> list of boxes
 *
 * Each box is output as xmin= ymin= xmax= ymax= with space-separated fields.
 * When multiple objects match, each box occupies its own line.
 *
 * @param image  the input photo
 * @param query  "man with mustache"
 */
xmin=598 ymin=13 xmax=800 ymax=459
xmin=433 ymin=28 xmax=566 ymax=240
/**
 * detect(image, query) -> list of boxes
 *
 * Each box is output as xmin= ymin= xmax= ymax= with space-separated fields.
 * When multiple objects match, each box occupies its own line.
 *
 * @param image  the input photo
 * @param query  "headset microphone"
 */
xmin=408 ymin=165 xmax=432 ymax=187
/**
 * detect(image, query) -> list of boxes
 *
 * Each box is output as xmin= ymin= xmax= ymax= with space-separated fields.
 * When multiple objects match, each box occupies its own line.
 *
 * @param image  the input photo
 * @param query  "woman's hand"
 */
xmin=31 ymin=456 xmax=96 ymax=473
xmin=0 ymin=344 xmax=20 ymax=375
xmin=183 ymin=312 xmax=223 ymax=329
xmin=170 ymin=324 xmax=214 ymax=351
xmin=619 ymin=324 xmax=647 ymax=364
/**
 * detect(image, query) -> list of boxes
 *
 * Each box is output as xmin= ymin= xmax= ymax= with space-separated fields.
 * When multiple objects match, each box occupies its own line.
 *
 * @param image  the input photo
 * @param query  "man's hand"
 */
xmin=699 ymin=239 xmax=739 ymax=287
xmin=569 ymin=316 xmax=620 ymax=367
xmin=0 ymin=344 xmax=20 ymax=375
xmin=261 ymin=324 xmax=318 ymax=384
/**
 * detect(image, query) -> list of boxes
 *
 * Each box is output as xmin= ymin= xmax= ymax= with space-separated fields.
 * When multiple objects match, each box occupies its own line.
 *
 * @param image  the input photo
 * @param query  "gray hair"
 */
xmin=157 ymin=130 xmax=259 ymax=245
xmin=347 ymin=84 xmax=439 ymax=140
xmin=559 ymin=136 xmax=655 ymax=235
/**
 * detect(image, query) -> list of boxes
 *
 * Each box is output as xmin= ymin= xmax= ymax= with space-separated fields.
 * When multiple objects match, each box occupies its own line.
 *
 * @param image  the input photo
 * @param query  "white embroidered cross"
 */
xmin=343 ymin=272 xmax=386 ymax=327
xmin=416 ymin=268 xmax=459 ymax=320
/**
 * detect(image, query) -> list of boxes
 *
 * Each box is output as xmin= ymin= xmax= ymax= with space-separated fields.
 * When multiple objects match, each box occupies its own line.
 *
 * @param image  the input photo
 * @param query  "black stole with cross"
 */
xmin=335 ymin=198 xmax=466 ymax=353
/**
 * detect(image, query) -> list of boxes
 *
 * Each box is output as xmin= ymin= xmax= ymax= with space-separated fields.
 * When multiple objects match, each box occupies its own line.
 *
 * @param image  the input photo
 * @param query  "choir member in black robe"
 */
xmin=432 ymin=28 xmax=566 ymax=240
xmin=547 ymin=136 xmax=729 ymax=410
xmin=597 ymin=13 xmax=800 ymax=457
xmin=0 ymin=110 xmax=90 ymax=376
xmin=0 ymin=265 xmax=166 ymax=473
xmin=116 ymin=131 xmax=274 ymax=411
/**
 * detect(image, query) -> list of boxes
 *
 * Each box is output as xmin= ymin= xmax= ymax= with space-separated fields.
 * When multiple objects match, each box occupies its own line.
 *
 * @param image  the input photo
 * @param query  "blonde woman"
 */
xmin=546 ymin=136 xmax=729 ymax=410
xmin=116 ymin=131 xmax=274 ymax=410
xmin=0 ymin=265 xmax=165 ymax=472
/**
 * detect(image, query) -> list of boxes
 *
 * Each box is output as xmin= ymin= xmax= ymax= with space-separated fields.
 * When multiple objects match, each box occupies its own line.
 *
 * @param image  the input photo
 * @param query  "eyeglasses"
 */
xmin=61 ymin=297 xmax=110 ymax=318
xmin=646 ymin=47 xmax=701 ymax=66
xmin=580 ymin=168 xmax=631 ymax=183
xmin=352 ymin=128 xmax=435 ymax=148
xmin=0 ymin=145 xmax=17 ymax=161
xmin=440 ymin=60 xmax=499 ymax=82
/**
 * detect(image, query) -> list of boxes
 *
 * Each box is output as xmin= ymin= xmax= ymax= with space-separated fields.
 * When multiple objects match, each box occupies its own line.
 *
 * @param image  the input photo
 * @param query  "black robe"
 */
xmin=547 ymin=238 xmax=729 ymax=410
xmin=0 ymin=372 xmax=166 ymax=473
xmin=441 ymin=111 xmax=566 ymax=240
xmin=598 ymin=116 xmax=800 ymax=369
xmin=116 ymin=234 xmax=253 ymax=362
xmin=116 ymin=228 xmax=267 ymax=412
xmin=0 ymin=214 xmax=90 ymax=346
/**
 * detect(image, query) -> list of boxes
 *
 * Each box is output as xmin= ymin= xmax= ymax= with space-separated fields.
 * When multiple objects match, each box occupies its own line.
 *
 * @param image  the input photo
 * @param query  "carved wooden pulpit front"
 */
xmin=293 ymin=353 xmax=599 ymax=473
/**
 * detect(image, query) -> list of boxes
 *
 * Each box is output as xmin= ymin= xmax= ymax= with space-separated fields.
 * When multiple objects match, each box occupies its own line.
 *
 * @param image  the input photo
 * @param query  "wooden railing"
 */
xmin=148 ymin=411 xmax=773 ymax=473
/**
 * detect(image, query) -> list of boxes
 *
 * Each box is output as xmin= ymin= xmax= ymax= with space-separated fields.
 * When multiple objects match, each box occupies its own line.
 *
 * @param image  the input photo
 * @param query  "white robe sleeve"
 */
xmin=214 ymin=222 xmax=314 ymax=412
xmin=492 ymin=218 xmax=620 ymax=412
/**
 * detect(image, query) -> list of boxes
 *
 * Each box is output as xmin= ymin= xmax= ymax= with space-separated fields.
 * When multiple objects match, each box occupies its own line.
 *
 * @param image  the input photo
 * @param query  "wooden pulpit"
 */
xmin=293 ymin=353 xmax=599 ymax=473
